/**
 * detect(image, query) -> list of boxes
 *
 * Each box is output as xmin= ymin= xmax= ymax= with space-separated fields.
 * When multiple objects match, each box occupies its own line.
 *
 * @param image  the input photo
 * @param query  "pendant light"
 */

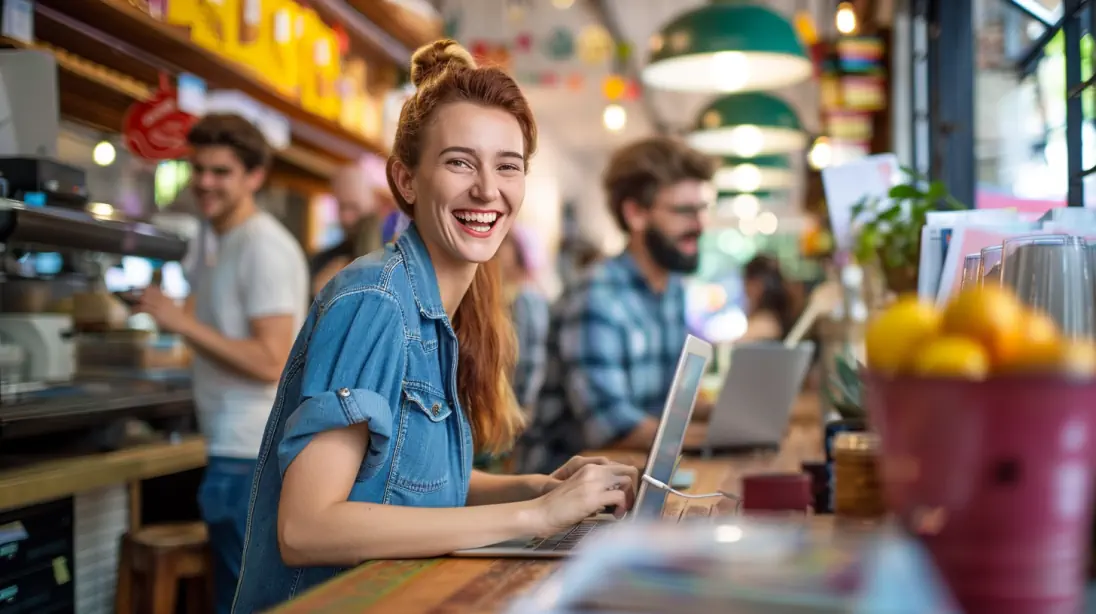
xmin=713 ymin=155 xmax=794 ymax=193
xmin=643 ymin=0 xmax=812 ymax=93
xmin=687 ymin=92 xmax=807 ymax=156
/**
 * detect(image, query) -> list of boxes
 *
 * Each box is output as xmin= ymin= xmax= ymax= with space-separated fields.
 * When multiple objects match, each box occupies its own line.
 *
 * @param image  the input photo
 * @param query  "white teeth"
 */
xmin=454 ymin=211 xmax=499 ymax=224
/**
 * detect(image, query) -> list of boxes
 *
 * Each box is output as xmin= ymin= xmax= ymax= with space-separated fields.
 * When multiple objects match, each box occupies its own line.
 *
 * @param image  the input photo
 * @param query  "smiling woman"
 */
xmin=229 ymin=39 xmax=640 ymax=613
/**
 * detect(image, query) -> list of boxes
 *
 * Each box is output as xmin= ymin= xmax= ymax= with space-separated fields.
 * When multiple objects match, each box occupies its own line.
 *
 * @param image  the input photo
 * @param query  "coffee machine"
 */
xmin=0 ymin=313 xmax=75 ymax=384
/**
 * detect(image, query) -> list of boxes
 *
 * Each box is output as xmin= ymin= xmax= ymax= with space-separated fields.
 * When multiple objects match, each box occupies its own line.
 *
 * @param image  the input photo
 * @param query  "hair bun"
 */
xmin=410 ymin=39 xmax=477 ymax=88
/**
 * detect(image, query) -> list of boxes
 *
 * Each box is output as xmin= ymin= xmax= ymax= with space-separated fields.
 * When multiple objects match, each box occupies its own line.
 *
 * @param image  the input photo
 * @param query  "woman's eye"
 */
xmin=446 ymin=159 xmax=472 ymax=169
xmin=499 ymin=164 xmax=522 ymax=172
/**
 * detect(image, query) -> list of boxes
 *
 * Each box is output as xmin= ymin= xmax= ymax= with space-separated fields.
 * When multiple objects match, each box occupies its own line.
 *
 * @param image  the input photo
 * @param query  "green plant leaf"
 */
xmin=888 ymin=184 xmax=920 ymax=199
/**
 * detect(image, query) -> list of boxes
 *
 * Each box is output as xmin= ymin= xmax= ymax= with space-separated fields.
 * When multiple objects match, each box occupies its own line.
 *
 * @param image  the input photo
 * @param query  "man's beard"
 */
xmin=644 ymin=227 xmax=701 ymax=273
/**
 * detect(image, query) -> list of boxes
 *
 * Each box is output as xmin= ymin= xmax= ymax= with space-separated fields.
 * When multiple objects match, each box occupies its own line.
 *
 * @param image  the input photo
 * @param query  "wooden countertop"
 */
xmin=0 ymin=436 xmax=208 ymax=512
xmin=273 ymin=396 xmax=824 ymax=613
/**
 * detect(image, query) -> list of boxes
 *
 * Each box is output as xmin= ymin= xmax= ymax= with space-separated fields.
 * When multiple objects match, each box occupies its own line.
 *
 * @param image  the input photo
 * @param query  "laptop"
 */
xmin=451 ymin=334 xmax=713 ymax=559
xmin=699 ymin=341 xmax=814 ymax=456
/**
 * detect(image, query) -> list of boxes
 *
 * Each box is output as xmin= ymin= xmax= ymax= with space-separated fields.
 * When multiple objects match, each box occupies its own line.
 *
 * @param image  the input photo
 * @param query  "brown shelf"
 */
xmin=348 ymin=0 xmax=443 ymax=51
xmin=0 ymin=37 xmax=342 ymax=184
xmin=33 ymin=0 xmax=387 ymax=160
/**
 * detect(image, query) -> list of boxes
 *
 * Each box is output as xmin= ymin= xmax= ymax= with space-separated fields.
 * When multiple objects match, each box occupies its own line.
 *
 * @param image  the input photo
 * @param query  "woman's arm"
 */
xmin=466 ymin=470 xmax=555 ymax=506
xmin=279 ymin=425 xmax=544 ymax=566
xmin=278 ymin=424 xmax=634 ymax=566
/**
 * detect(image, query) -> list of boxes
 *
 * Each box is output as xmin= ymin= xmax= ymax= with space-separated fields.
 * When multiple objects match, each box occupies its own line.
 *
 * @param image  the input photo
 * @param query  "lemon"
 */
xmin=995 ymin=310 xmax=1064 ymax=373
xmin=865 ymin=296 xmax=942 ymax=374
xmin=941 ymin=286 xmax=1025 ymax=366
xmin=911 ymin=336 xmax=991 ymax=380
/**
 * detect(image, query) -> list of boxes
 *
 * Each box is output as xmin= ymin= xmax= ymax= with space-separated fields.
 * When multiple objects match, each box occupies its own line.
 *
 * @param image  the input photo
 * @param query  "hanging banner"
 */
xmin=122 ymin=77 xmax=197 ymax=162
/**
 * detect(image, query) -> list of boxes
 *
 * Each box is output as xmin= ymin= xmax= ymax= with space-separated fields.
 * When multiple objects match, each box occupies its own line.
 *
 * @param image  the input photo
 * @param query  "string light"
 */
xmin=93 ymin=141 xmax=116 ymax=166
xmin=808 ymin=136 xmax=833 ymax=170
xmin=835 ymin=2 xmax=858 ymax=35
xmin=603 ymin=104 xmax=627 ymax=132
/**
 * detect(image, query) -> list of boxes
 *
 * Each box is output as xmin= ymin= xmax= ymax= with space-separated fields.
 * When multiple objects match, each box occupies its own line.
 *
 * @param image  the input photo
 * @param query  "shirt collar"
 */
xmin=395 ymin=223 xmax=447 ymax=320
xmin=614 ymin=250 xmax=683 ymax=297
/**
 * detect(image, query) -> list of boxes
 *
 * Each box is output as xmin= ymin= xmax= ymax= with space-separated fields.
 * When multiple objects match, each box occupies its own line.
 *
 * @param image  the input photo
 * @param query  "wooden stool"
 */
xmin=115 ymin=522 xmax=214 ymax=614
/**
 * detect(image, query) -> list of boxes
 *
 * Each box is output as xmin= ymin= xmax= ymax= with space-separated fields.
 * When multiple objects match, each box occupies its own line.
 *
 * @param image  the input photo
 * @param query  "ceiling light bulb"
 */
xmin=756 ymin=211 xmax=779 ymax=235
xmin=731 ymin=194 xmax=760 ymax=219
xmin=835 ymin=2 xmax=858 ymax=35
xmin=603 ymin=104 xmax=627 ymax=132
xmin=93 ymin=141 xmax=116 ymax=166
xmin=729 ymin=125 xmax=764 ymax=157
xmin=729 ymin=164 xmax=762 ymax=192
xmin=808 ymin=137 xmax=833 ymax=170
xmin=738 ymin=216 xmax=757 ymax=236
xmin=710 ymin=51 xmax=749 ymax=92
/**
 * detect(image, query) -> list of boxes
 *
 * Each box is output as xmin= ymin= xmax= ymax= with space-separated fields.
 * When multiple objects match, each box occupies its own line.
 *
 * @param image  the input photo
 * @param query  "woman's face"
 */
xmin=392 ymin=101 xmax=526 ymax=267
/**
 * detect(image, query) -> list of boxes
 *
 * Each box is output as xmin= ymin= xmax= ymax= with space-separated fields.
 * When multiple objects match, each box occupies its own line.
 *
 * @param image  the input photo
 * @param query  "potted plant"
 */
xmin=851 ymin=169 xmax=964 ymax=295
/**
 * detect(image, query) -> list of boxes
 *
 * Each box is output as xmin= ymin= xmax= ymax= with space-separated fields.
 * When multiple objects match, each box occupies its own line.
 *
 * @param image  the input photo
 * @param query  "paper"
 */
xmin=821 ymin=153 xmax=900 ymax=253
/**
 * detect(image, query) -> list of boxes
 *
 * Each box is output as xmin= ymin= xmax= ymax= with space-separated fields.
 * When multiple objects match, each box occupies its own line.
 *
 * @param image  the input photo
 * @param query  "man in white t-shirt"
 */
xmin=136 ymin=113 xmax=307 ymax=614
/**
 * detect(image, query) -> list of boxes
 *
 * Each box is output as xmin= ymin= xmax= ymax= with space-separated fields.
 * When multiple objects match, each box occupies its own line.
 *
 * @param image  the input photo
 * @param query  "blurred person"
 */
xmin=740 ymin=255 xmax=796 ymax=342
xmin=310 ymin=163 xmax=390 ymax=296
xmin=515 ymin=136 xmax=716 ymax=474
xmin=135 ymin=113 xmax=308 ymax=614
xmin=497 ymin=227 xmax=550 ymax=409
xmin=231 ymin=40 xmax=637 ymax=612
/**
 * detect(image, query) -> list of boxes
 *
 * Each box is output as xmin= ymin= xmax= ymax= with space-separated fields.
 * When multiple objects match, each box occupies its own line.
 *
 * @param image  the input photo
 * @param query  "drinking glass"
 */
xmin=959 ymin=254 xmax=981 ymax=290
xmin=1000 ymin=234 xmax=1094 ymax=339
xmin=978 ymin=244 xmax=1003 ymax=286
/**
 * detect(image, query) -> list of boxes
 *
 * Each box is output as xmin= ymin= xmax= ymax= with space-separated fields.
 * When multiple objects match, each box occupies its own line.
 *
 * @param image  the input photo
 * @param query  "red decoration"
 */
xmin=539 ymin=72 xmax=559 ymax=87
xmin=122 ymin=78 xmax=197 ymax=162
xmin=515 ymin=32 xmax=533 ymax=53
xmin=470 ymin=40 xmax=491 ymax=62
xmin=621 ymin=79 xmax=641 ymax=101
xmin=333 ymin=24 xmax=350 ymax=56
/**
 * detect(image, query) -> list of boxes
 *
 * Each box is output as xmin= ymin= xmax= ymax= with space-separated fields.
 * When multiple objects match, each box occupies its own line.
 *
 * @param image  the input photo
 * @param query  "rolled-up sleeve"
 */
xmin=277 ymin=290 xmax=406 ymax=480
xmin=557 ymin=294 xmax=646 ymax=449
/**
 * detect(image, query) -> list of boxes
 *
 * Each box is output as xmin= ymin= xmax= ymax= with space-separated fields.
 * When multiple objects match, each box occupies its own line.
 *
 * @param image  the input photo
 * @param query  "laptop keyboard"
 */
xmin=525 ymin=518 xmax=609 ymax=552
xmin=523 ymin=503 xmax=719 ymax=553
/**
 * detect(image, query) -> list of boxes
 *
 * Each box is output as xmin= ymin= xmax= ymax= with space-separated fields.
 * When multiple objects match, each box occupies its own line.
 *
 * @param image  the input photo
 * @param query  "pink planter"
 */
xmin=865 ymin=373 xmax=1096 ymax=614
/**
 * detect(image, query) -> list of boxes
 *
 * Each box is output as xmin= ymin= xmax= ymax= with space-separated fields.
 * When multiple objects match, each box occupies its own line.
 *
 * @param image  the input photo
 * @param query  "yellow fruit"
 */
xmin=865 ymin=296 xmax=942 ymax=374
xmin=1058 ymin=341 xmax=1096 ymax=378
xmin=994 ymin=310 xmax=1063 ymax=372
xmin=941 ymin=286 xmax=1025 ymax=365
xmin=910 ymin=336 xmax=991 ymax=380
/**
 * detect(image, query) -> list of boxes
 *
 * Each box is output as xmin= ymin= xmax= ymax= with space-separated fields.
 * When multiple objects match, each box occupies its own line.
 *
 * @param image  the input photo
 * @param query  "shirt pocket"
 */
xmin=390 ymin=385 xmax=455 ymax=497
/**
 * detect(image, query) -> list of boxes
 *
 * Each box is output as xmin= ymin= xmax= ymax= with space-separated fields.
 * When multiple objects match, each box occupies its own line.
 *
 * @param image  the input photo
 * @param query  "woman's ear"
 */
xmin=390 ymin=159 xmax=416 ymax=206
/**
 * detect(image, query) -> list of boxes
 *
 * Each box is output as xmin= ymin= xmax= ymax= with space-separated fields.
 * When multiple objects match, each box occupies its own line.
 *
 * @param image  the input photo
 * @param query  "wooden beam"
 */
xmin=347 ymin=0 xmax=442 ymax=51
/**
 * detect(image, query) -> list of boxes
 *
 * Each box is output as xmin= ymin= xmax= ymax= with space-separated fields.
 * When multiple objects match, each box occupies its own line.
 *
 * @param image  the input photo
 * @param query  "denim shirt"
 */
xmin=231 ymin=224 xmax=474 ymax=613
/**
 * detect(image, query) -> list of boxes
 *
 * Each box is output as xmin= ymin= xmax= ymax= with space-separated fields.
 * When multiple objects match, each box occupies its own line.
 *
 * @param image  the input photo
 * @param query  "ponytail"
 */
xmin=454 ymin=258 xmax=525 ymax=454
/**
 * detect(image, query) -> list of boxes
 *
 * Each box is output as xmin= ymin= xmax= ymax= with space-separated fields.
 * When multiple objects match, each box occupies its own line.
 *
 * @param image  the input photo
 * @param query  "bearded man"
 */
xmin=516 ymin=137 xmax=716 ymax=473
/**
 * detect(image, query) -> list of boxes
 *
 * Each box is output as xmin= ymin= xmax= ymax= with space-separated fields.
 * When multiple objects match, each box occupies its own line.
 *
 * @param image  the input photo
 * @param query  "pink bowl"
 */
xmin=865 ymin=372 xmax=1096 ymax=614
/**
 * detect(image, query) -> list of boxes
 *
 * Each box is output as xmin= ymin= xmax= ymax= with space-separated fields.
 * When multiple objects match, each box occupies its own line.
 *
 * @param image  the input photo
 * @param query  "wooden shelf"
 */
xmin=33 ymin=0 xmax=387 ymax=160
xmin=0 ymin=37 xmax=342 ymax=184
xmin=348 ymin=0 xmax=443 ymax=51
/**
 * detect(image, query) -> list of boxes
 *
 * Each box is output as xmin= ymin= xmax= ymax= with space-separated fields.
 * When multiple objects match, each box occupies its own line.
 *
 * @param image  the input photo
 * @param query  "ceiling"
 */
xmin=439 ymin=0 xmax=824 ymax=156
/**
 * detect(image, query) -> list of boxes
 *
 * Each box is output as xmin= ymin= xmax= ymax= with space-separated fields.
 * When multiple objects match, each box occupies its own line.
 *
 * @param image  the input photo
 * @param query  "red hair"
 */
xmin=386 ymin=39 xmax=537 ymax=454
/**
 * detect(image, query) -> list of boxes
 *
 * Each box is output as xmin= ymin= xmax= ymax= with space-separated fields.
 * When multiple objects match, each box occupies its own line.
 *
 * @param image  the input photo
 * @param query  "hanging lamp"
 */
xmin=713 ymin=155 xmax=794 ymax=193
xmin=642 ymin=0 xmax=812 ymax=93
xmin=687 ymin=92 xmax=807 ymax=156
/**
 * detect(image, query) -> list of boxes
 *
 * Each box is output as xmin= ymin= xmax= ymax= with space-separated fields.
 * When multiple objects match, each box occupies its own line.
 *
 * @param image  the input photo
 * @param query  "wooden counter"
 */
xmin=272 ymin=396 xmax=824 ymax=613
xmin=0 ymin=436 xmax=208 ymax=513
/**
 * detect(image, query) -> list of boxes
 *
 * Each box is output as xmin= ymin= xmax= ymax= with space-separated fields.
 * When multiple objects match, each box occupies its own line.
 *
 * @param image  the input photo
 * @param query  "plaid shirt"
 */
xmin=511 ymin=285 xmax=550 ymax=409
xmin=514 ymin=252 xmax=686 ymax=474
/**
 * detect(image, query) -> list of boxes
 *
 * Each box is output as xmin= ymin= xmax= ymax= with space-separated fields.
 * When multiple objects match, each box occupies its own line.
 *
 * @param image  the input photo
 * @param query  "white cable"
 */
xmin=642 ymin=474 xmax=740 ymax=501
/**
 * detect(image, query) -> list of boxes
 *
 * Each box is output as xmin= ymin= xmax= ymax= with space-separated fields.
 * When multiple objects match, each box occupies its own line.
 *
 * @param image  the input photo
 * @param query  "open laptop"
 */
xmin=451 ymin=334 xmax=713 ymax=559
xmin=699 ymin=341 xmax=814 ymax=456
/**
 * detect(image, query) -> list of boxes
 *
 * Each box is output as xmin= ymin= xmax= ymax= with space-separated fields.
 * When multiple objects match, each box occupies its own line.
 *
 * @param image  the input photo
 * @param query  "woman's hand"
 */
xmin=530 ymin=463 xmax=638 ymax=536
xmin=538 ymin=455 xmax=628 ymax=495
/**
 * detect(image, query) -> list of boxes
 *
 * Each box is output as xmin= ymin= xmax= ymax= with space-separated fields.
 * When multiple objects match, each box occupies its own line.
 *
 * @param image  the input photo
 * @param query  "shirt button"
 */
xmin=431 ymin=403 xmax=441 ymax=416
xmin=337 ymin=388 xmax=350 ymax=398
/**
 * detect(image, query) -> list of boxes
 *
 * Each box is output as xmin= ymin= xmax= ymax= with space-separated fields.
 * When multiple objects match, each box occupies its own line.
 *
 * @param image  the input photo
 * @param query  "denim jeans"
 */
xmin=198 ymin=457 xmax=256 ymax=614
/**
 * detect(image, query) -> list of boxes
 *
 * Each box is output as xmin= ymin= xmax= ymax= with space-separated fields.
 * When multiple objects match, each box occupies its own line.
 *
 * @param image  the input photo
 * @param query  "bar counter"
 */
xmin=0 ymin=435 xmax=207 ymax=513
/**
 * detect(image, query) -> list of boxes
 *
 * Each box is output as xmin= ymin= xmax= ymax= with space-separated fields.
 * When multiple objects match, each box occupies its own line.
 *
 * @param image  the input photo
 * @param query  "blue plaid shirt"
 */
xmin=511 ymin=285 xmax=550 ymax=409
xmin=514 ymin=252 xmax=686 ymax=474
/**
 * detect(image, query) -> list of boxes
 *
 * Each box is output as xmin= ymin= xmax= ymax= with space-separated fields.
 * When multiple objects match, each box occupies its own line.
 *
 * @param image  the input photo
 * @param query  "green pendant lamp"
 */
xmin=713 ymin=155 xmax=794 ymax=193
xmin=687 ymin=92 xmax=806 ymax=156
xmin=643 ymin=1 xmax=812 ymax=93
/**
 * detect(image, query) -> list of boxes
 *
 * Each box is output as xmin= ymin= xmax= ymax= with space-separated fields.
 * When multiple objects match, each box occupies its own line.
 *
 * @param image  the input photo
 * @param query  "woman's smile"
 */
xmin=452 ymin=208 xmax=504 ymax=237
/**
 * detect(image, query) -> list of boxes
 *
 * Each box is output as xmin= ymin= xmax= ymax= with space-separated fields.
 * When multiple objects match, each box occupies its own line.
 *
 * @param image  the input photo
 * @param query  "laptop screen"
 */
xmin=632 ymin=349 xmax=708 ymax=520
